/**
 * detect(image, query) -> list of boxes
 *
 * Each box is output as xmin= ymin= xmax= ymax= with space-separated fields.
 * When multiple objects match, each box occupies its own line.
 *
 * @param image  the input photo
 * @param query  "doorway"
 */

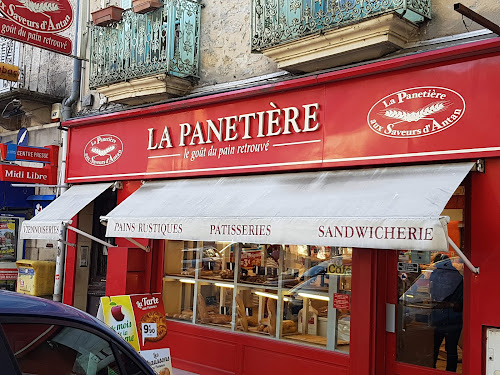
xmin=86 ymin=188 xmax=116 ymax=316
xmin=384 ymin=182 xmax=468 ymax=375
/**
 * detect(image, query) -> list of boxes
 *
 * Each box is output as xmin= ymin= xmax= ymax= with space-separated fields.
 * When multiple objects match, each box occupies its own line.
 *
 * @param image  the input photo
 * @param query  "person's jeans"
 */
xmin=433 ymin=322 xmax=462 ymax=372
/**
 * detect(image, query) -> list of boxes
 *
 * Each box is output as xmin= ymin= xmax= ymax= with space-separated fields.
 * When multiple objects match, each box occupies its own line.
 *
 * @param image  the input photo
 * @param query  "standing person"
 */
xmin=265 ymin=245 xmax=280 ymax=269
xmin=429 ymin=254 xmax=463 ymax=372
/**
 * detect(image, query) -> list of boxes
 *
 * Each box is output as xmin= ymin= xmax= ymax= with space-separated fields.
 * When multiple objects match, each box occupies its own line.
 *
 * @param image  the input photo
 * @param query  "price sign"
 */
xmin=397 ymin=262 xmax=420 ymax=273
xmin=142 ymin=322 xmax=157 ymax=346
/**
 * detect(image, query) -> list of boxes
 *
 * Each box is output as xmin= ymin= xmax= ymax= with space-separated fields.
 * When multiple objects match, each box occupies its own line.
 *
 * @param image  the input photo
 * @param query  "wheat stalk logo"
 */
xmin=381 ymin=101 xmax=449 ymax=123
xmin=17 ymin=0 xmax=60 ymax=13
xmin=91 ymin=145 xmax=116 ymax=157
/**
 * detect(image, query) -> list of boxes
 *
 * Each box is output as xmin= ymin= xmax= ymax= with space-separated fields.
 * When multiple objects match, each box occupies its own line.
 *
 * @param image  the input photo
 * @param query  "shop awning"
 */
xmin=20 ymin=183 xmax=113 ymax=240
xmin=103 ymin=162 xmax=473 ymax=252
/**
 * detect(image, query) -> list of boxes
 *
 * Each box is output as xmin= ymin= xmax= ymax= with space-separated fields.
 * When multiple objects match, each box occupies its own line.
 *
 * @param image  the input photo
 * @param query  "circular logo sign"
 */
xmin=367 ymin=86 xmax=465 ymax=138
xmin=1 ymin=0 xmax=74 ymax=33
xmin=84 ymin=135 xmax=123 ymax=167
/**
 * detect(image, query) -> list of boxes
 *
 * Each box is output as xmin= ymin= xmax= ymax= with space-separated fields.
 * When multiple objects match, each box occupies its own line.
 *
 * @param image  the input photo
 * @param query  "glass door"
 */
xmin=385 ymin=184 xmax=467 ymax=375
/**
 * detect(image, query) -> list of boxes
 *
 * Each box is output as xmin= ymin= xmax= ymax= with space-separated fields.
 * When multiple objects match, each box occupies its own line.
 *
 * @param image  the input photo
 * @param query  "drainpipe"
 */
xmin=53 ymin=0 xmax=82 ymax=303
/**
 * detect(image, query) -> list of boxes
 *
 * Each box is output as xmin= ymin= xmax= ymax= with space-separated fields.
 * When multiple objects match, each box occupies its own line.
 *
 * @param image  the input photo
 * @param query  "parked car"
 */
xmin=0 ymin=290 xmax=156 ymax=375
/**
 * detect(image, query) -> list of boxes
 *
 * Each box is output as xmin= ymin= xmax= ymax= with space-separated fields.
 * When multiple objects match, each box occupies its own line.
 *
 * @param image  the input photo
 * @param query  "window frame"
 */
xmin=0 ymin=315 xmax=153 ymax=375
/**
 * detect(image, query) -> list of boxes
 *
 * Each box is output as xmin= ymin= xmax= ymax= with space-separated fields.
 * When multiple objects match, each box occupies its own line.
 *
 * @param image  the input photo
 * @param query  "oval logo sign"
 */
xmin=1 ymin=0 xmax=74 ymax=33
xmin=367 ymin=86 xmax=465 ymax=138
xmin=84 ymin=135 xmax=123 ymax=167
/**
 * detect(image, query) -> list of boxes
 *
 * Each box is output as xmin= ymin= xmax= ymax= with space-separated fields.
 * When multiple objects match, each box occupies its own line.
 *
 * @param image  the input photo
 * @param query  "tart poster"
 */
xmin=99 ymin=293 xmax=172 ymax=374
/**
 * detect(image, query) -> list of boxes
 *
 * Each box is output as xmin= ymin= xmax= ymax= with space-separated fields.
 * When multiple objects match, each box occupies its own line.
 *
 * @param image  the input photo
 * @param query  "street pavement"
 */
xmin=173 ymin=368 xmax=198 ymax=375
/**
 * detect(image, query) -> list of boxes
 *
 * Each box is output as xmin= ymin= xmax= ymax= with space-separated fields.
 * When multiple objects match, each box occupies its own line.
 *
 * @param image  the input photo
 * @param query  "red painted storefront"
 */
xmin=60 ymin=38 xmax=500 ymax=374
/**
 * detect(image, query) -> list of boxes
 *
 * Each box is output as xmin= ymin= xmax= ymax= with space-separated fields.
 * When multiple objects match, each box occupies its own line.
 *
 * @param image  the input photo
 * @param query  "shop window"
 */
xmin=397 ymin=186 xmax=465 ymax=373
xmin=163 ymin=241 xmax=352 ymax=352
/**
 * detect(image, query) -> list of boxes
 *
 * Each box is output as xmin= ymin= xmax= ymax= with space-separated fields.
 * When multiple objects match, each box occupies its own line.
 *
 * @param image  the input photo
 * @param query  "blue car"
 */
xmin=0 ymin=290 xmax=156 ymax=375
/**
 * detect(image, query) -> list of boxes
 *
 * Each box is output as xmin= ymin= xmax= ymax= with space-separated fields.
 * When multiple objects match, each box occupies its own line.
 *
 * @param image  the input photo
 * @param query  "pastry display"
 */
xmin=181 ymin=268 xmax=195 ymax=276
xmin=220 ymin=269 xmax=234 ymax=279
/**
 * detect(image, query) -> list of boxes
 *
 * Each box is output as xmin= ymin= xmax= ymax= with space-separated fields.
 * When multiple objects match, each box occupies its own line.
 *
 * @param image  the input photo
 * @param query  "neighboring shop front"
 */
xmin=20 ymin=38 xmax=500 ymax=375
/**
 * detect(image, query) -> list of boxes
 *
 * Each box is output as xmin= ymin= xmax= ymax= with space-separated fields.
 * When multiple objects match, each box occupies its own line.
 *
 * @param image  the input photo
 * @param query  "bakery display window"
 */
xmin=196 ymin=282 xmax=233 ymax=329
xmin=281 ymin=246 xmax=351 ymax=352
xmin=163 ymin=278 xmax=194 ymax=322
xmin=163 ymin=241 xmax=352 ymax=353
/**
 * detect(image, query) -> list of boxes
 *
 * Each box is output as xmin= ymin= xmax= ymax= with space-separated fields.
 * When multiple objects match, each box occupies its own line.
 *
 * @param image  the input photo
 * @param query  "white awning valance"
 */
xmin=21 ymin=183 xmax=113 ymax=240
xmin=104 ymin=162 xmax=473 ymax=252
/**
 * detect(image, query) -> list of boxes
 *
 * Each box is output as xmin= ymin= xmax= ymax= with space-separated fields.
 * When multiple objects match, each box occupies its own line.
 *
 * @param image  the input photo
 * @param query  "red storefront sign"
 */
xmin=0 ymin=164 xmax=57 ymax=184
xmin=333 ymin=293 xmax=350 ymax=310
xmin=65 ymin=39 xmax=500 ymax=183
xmin=0 ymin=269 xmax=17 ymax=280
xmin=0 ymin=144 xmax=58 ymax=164
xmin=0 ymin=0 xmax=73 ymax=55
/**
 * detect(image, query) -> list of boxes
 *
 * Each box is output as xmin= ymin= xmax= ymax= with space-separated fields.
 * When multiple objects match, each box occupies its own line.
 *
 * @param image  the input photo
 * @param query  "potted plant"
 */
xmin=132 ymin=0 xmax=162 ymax=14
xmin=91 ymin=5 xmax=124 ymax=26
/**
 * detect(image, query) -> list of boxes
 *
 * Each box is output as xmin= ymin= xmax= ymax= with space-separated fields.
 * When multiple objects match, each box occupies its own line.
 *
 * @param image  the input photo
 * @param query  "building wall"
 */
xmin=425 ymin=0 xmax=500 ymax=40
xmin=84 ymin=0 xmax=500 ymax=107
xmin=197 ymin=0 xmax=277 ymax=86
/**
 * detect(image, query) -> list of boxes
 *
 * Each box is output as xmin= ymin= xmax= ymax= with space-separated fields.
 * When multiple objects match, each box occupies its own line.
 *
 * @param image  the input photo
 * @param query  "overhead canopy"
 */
xmin=21 ymin=183 xmax=112 ymax=240
xmin=104 ymin=162 xmax=473 ymax=252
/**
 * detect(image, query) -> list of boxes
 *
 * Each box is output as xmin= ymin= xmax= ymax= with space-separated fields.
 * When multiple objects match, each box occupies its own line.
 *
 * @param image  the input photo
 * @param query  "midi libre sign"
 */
xmin=0 ymin=144 xmax=58 ymax=184
xmin=0 ymin=0 xmax=73 ymax=55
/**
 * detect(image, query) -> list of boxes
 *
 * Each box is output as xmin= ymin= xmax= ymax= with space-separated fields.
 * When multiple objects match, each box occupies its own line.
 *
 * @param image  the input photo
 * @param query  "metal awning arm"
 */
xmin=67 ymin=225 xmax=118 ymax=248
xmin=447 ymin=236 xmax=479 ymax=274
xmin=98 ymin=217 xmax=149 ymax=252
xmin=125 ymin=238 xmax=150 ymax=252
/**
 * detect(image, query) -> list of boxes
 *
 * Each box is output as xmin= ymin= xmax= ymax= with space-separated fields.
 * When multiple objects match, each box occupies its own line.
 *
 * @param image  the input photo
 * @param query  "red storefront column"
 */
xmin=350 ymin=248 xmax=379 ymax=375
xmin=466 ymin=157 xmax=500 ymax=373
xmin=104 ymin=180 xmax=156 ymax=296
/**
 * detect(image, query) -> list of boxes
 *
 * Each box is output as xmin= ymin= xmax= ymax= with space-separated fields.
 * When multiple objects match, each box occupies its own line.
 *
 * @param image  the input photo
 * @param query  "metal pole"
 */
xmin=447 ymin=236 xmax=480 ymax=274
xmin=454 ymin=3 xmax=500 ymax=36
xmin=53 ymin=221 xmax=67 ymax=302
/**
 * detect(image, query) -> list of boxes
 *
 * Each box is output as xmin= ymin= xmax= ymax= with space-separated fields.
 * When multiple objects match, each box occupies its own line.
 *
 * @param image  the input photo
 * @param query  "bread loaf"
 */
xmin=197 ymin=293 xmax=210 ymax=323
xmin=282 ymin=320 xmax=297 ymax=334
xmin=236 ymin=294 xmax=248 ymax=331
xmin=247 ymin=316 xmax=259 ymax=327
xmin=210 ymin=314 xmax=232 ymax=324
xmin=267 ymin=298 xmax=277 ymax=336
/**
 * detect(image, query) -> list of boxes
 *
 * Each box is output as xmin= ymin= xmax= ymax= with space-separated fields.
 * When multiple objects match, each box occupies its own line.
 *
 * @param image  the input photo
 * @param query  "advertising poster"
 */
xmin=98 ymin=293 xmax=172 ymax=375
xmin=0 ymin=218 xmax=17 ymax=262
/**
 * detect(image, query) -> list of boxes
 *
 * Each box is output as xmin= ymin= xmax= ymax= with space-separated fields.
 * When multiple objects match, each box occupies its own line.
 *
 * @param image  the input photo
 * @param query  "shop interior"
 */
xmin=163 ymin=241 xmax=352 ymax=352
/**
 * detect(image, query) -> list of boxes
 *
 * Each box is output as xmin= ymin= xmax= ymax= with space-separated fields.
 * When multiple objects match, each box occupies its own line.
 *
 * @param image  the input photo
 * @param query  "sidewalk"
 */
xmin=173 ymin=369 xmax=198 ymax=375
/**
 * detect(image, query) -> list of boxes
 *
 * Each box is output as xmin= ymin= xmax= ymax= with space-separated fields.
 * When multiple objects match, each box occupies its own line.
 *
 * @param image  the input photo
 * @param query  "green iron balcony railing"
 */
xmin=251 ymin=0 xmax=431 ymax=51
xmin=89 ymin=0 xmax=200 ymax=89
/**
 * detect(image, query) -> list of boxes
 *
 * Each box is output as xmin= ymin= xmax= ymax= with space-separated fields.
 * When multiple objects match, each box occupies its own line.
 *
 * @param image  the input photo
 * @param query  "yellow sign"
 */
xmin=0 ymin=63 xmax=19 ymax=82
xmin=327 ymin=263 xmax=352 ymax=275
xmin=101 ymin=295 xmax=140 ymax=351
